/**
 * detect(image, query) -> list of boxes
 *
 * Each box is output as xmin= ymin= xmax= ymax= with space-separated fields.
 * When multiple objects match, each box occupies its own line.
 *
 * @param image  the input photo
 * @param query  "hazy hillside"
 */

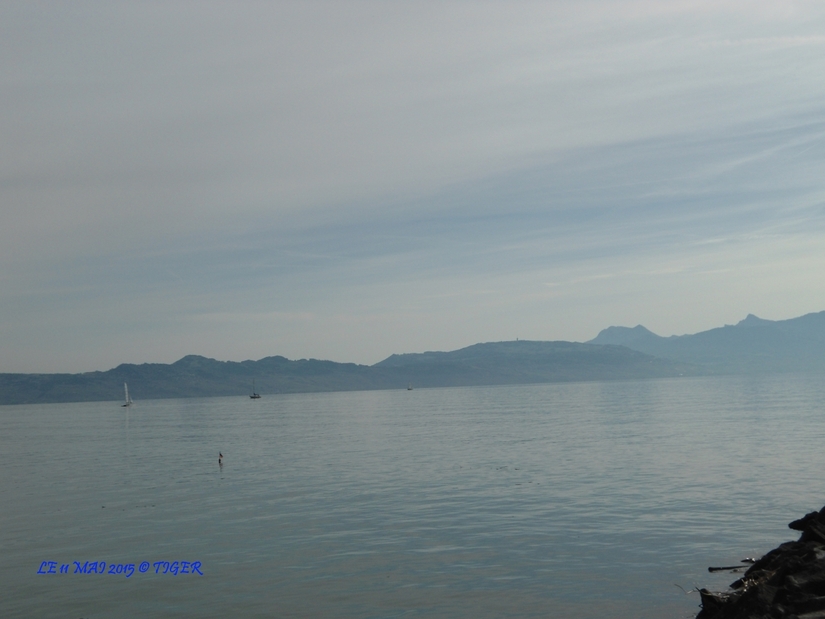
xmin=0 ymin=341 xmax=697 ymax=405
xmin=375 ymin=340 xmax=699 ymax=386
xmin=589 ymin=311 xmax=825 ymax=373
xmin=5 ymin=309 xmax=824 ymax=405
xmin=0 ymin=355 xmax=384 ymax=405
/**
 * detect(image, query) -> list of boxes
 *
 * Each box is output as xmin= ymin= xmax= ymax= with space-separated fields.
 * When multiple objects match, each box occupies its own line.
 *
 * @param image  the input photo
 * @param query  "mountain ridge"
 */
xmin=588 ymin=310 xmax=825 ymax=373
xmin=0 ymin=340 xmax=698 ymax=405
xmin=2 ymin=310 xmax=824 ymax=405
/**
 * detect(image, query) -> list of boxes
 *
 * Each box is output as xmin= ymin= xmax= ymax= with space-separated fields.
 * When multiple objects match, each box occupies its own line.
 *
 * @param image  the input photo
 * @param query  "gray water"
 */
xmin=2 ymin=375 xmax=825 ymax=618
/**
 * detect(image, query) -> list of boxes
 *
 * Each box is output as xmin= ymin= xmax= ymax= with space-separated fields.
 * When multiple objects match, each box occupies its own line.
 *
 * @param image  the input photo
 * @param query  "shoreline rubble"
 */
xmin=697 ymin=505 xmax=825 ymax=619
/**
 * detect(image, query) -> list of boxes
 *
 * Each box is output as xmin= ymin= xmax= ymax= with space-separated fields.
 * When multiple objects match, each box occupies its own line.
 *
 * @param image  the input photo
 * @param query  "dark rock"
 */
xmin=795 ymin=596 xmax=825 ymax=614
xmin=696 ymin=505 xmax=825 ymax=619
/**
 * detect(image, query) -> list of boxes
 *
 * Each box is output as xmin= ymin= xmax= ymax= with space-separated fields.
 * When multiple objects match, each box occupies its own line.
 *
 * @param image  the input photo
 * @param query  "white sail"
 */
xmin=122 ymin=383 xmax=132 ymax=407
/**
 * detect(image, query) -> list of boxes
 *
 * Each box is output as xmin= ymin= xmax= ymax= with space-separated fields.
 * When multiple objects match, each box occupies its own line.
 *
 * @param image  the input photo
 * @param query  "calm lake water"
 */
xmin=2 ymin=375 xmax=825 ymax=618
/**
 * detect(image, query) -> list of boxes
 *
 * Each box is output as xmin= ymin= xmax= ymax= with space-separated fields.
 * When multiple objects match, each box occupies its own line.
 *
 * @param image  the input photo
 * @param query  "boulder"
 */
xmin=697 ymin=505 xmax=825 ymax=619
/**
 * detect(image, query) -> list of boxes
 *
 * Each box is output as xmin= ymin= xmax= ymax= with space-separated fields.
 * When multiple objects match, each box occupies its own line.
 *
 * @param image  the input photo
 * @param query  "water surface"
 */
xmin=2 ymin=375 xmax=825 ymax=618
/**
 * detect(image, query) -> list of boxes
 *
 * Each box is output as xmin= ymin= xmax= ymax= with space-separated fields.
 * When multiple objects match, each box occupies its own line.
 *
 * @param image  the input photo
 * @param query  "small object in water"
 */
xmin=122 ymin=383 xmax=132 ymax=407
xmin=218 ymin=452 xmax=223 ymax=464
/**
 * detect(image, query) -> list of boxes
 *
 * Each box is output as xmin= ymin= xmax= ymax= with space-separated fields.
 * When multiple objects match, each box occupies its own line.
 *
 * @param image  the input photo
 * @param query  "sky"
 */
xmin=2 ymin=1 xmax=825 ymax=373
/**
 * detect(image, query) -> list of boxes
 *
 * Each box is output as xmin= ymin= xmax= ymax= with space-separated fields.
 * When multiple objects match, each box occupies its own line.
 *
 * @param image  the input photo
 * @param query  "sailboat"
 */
xmin=250 ymin=379 xmax=261 ymax=399
xmin=122 ymin=383 xmax=132 ymax=407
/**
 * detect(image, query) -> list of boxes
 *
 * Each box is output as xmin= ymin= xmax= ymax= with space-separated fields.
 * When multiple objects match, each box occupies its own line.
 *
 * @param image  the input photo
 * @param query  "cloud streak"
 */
xmin=2 ymin=1 xmax=825 ymax=372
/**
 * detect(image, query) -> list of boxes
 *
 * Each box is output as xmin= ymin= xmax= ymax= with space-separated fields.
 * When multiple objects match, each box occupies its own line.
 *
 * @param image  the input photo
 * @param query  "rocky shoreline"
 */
xmin=697 ymin=505 xmax=825 ymax=619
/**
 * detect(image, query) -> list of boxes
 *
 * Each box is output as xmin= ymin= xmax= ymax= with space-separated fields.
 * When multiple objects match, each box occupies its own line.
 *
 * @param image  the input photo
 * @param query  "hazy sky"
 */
xmin=3 ymin=1 xmax=825 ymax=373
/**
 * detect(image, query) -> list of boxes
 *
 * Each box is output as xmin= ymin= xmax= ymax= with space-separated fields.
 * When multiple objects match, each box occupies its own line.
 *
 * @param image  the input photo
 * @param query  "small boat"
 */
xmin=122 ymin=383 xmax=132 ymax=407
xmin=407 ymin=383 xmax=413 ymax=391
xmin=250 ymin=379 xmax=261 ymax=399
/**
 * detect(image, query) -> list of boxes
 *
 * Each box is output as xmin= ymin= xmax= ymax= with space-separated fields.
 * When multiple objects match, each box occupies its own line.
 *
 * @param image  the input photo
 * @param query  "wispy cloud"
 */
xmin=2 ymin=1 xmax=825 ymax=371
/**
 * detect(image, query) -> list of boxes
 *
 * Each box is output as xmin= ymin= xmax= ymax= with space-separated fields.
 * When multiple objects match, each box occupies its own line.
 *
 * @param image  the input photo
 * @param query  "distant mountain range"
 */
xmin=1 ymin=310 xmax=823 ymax=405
xmin=0 ymin=341 xmax=696 ymax=405
xmin=588 ymin=310 xmax=825 ymax=374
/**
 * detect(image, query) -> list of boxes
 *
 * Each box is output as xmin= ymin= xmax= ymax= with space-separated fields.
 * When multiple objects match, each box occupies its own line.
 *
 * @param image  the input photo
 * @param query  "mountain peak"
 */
xmin=588 ymin=324 xmax=661 ymax=347
xmin=172 ymin=354 xmax=218 ymax=367
xmin=735 ymin=314 xmax=773 ymax=328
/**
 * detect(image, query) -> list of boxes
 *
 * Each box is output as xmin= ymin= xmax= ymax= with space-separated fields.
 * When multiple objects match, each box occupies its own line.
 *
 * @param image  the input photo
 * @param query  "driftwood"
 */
xmin=696 ymin=505 xmax=825 ymax=619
